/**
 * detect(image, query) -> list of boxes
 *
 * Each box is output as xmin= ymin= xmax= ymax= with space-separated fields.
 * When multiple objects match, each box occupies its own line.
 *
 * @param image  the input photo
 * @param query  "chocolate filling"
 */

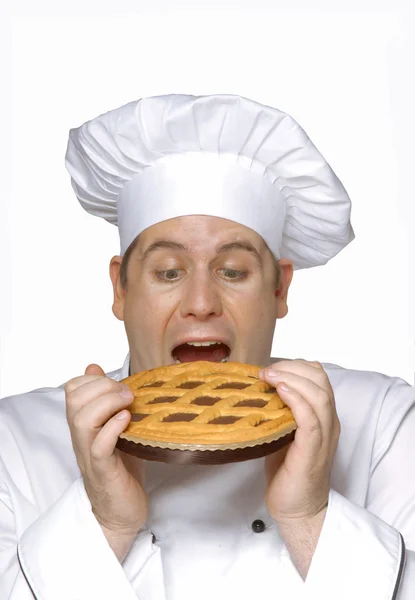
xmin=234 ymin=399 xmax=267 ymax=408
xmin=191 ymin=396 xmax=221 ymax=406
xmin=209 ymin=416 xmax=242 ymax=425
xmin=131 ymin=413 xmax=149 ymax=422
xmin=143 ymin=381 xmax=165 ymax=387
xmin=148 ymin=396 xmax=179 ymax=404
xmin=177 ymin=381 xmax=203 ymax=389
xmin=163 ymin=413 xmax=198 ymax=422
xmin=215 ymin=382 xmax=251 ymax=390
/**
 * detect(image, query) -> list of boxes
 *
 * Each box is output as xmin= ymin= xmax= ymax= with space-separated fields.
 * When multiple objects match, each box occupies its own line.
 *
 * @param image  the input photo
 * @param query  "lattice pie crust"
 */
xmin=119 ymin=361 xmax=296 ymax=450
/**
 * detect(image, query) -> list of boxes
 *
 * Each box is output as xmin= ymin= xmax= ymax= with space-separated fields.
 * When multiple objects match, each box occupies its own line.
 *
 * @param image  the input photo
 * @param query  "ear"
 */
xmin=275 ymin=259 xmax=294 ymax=319
xmin=109 ymin=256 xmax=125 ymax=321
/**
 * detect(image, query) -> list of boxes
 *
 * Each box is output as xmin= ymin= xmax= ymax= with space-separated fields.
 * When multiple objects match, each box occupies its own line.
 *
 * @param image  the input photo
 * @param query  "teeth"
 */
xmin=185 ymin=341 xmax=220 ymax=347
xmin=174 ymin=359 xmax=181 ymax=364
xmin=221 ymin=357 xmax=229 ymax=363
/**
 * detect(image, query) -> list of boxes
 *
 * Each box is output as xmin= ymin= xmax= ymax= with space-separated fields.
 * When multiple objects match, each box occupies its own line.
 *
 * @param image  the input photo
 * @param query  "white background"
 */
xmin=1 ymin=0 xmax=414 ymax=398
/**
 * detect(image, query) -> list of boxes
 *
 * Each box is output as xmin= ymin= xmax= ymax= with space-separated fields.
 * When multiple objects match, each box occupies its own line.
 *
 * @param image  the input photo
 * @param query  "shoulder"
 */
xmin=270 ymin=356 xmax=414 ymax=429
xmin=0 ymin=366 xmax=125 ymax=433
xmin=0 ymin=385 xmax=66 ymax=431
xmin=322 ymin=363 xmax=415 ymax=474
xmin=315 ymin=362 xmax=415 ymax=462
xmin=321 ymin=361 xmax=410 ymax=393
xmin=321 ymin=361 xmax=414 ymax=408
xmin=270 ymin=356 xmax=411 ymax=390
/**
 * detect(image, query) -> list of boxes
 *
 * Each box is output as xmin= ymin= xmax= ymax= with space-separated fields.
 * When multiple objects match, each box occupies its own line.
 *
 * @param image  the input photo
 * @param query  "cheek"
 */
xmin=227 ymin=287 xmax=276 ymax=329
xmin=123 ymin=284 xmax=178 ymax=330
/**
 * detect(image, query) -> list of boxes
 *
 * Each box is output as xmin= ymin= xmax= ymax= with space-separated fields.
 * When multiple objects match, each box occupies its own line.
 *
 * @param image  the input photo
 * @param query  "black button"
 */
xmin=252 ymin=519 xmax=266 ymax=533
xmin=151 ymin=533 xmax=156 ymax=544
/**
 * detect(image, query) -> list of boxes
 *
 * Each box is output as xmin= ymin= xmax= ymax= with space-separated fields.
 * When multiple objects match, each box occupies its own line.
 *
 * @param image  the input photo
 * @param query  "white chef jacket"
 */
xmin=0 ymin=356 xmax=414 ymax=600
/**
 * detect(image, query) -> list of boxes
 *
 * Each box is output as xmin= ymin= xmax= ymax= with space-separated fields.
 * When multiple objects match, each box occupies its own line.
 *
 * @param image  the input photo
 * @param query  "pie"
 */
xmin=117 ymin=361 xmax=296 ymax=455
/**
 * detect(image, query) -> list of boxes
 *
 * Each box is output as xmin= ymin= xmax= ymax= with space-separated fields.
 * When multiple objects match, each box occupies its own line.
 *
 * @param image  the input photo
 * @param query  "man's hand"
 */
xmin=65 ymin=364 xmax=148 ymax=562
xmin=259 ymin=359 xmax=340 ymax=578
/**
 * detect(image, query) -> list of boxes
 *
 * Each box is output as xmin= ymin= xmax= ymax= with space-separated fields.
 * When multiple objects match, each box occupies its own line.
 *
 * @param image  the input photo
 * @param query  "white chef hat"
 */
xmin=65 ymin=94 xmax=354 ymax=269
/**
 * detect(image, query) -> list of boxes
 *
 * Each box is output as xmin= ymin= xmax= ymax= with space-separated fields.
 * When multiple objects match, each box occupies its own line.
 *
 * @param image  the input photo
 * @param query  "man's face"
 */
xmin=110 ymin=216 xmax=293 ymax=373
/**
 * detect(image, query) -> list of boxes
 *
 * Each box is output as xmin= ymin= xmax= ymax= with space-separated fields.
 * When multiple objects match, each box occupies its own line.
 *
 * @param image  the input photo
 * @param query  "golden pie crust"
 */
xmin=118 ymin=361 xmax=296 ymax=451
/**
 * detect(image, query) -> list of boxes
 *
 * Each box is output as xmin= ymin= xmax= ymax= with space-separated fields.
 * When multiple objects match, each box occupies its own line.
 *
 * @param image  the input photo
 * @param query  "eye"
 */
xmin=218 ymin=268 xmax=247 ymax=281
xmin=156 ymin=269 xmax=184 ymax=282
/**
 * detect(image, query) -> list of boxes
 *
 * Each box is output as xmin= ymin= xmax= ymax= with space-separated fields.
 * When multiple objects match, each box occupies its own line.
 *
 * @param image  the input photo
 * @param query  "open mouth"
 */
xmin=172 ymin=341 xmax=231 ymax=364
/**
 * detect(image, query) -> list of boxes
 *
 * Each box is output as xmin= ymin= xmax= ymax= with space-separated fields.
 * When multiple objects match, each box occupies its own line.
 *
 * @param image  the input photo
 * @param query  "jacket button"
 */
xmin=152 ymin=533 xmax=156 ymax=543
xmin=252 ymin=519 xmax=266 ymax=533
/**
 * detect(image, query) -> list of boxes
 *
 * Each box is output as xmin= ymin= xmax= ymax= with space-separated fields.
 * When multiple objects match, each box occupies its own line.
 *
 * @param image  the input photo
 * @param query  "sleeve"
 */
xmin=304 ymin=386 xmax=415 ymax=599
xmin=0 ymin=474 xmax=166 ymax=600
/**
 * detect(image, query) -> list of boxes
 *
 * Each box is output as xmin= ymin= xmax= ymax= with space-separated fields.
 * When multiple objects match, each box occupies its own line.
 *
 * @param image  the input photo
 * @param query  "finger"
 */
xmin=264 ymin=370 xmax=336 ymax=421
xmin=64 ymin=364 xmax=107 ymax=396
xmin=85 ymin=364 xmax=106 ymax=377
xmin=261 ymin=359 xmax=329 ymax=389
xmin=275 ymin=383 xmax=341 ymax=460
xmin=90 ymin=410 xmax=132 ymax=474
xmin=276 ymin=384 xmax=322 ymax=443
xmin=71 ymin=389 xmax=134 ymax=449
xmin=277 ymin=384 xmax=326 ymax=470
xmin=261 ymin=363 xmax=334 ymax=411
xmin=272 ymin=375 xmax=334 ymax=446
xmin=65 ymin=374 xmax=105 ymax=396
xmin=66 ymin=377 xmax=129 ymax=419
xmin=74 ymin=389 xmax=134 ymax=432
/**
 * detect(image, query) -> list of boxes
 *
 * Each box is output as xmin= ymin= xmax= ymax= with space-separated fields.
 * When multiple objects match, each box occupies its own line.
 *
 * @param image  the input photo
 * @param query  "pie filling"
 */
xmin=132 ymin=412 xmax=271 ymax=426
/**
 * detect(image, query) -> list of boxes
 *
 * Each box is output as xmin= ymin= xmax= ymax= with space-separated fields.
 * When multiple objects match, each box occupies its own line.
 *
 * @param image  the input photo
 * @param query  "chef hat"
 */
xmin=65 ymin=94 xmax=354 ymax=269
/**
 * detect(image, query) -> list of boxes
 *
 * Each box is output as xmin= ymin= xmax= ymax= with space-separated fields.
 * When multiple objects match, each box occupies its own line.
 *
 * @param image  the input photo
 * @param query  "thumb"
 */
xmin=85 ymin=363 xmax=106 ymax=377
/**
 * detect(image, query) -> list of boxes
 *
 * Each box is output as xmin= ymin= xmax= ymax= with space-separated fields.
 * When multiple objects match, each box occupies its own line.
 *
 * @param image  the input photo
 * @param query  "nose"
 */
xmin=180 ymin=270 xmax=223 ymax=320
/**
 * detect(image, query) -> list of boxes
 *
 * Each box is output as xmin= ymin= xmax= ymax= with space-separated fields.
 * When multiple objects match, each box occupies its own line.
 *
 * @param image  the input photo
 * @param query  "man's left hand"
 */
xmin=259 ymin=359 xmax=340 ymax=525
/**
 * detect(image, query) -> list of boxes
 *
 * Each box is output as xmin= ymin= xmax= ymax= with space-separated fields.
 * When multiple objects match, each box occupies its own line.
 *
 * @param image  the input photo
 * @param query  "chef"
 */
xmin=0 ymin=94 xmax=414 ymax=600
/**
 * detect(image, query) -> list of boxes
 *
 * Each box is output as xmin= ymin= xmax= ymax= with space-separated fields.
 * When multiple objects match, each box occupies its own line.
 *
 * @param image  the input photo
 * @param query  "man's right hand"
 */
xmin=65 ymin=364 xmax=148 ymax=561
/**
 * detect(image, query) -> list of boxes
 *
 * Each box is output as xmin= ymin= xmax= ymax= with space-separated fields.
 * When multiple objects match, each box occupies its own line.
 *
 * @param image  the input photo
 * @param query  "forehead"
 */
xmin=136 ymin=215 xmax=268 ymax=253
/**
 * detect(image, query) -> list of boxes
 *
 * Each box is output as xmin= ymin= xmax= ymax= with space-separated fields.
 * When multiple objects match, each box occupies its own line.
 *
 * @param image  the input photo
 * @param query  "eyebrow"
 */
xmin=140 ymin=239 xmax=262 ymax=265
xmin=140 ymin=241 xmax=188 ymax=262
xmin=216 ymin=241 xmax=262 ymax=266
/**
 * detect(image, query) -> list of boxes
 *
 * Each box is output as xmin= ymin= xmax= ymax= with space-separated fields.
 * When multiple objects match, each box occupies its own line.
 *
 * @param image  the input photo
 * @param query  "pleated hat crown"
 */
xmin=65 ymin=94 xmax=354 ymax=269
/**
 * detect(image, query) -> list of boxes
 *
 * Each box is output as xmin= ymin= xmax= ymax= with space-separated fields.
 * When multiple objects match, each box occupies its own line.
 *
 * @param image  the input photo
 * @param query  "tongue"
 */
xmin=174 ymin=343 xmax=229 ymax=363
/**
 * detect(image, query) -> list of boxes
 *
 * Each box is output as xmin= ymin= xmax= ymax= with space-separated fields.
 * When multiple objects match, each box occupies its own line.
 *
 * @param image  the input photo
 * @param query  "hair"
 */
xmin=119 ymin=234 xmax=282 ymax=290
xmin=120 ymin=236 xmax=140 ymax=289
